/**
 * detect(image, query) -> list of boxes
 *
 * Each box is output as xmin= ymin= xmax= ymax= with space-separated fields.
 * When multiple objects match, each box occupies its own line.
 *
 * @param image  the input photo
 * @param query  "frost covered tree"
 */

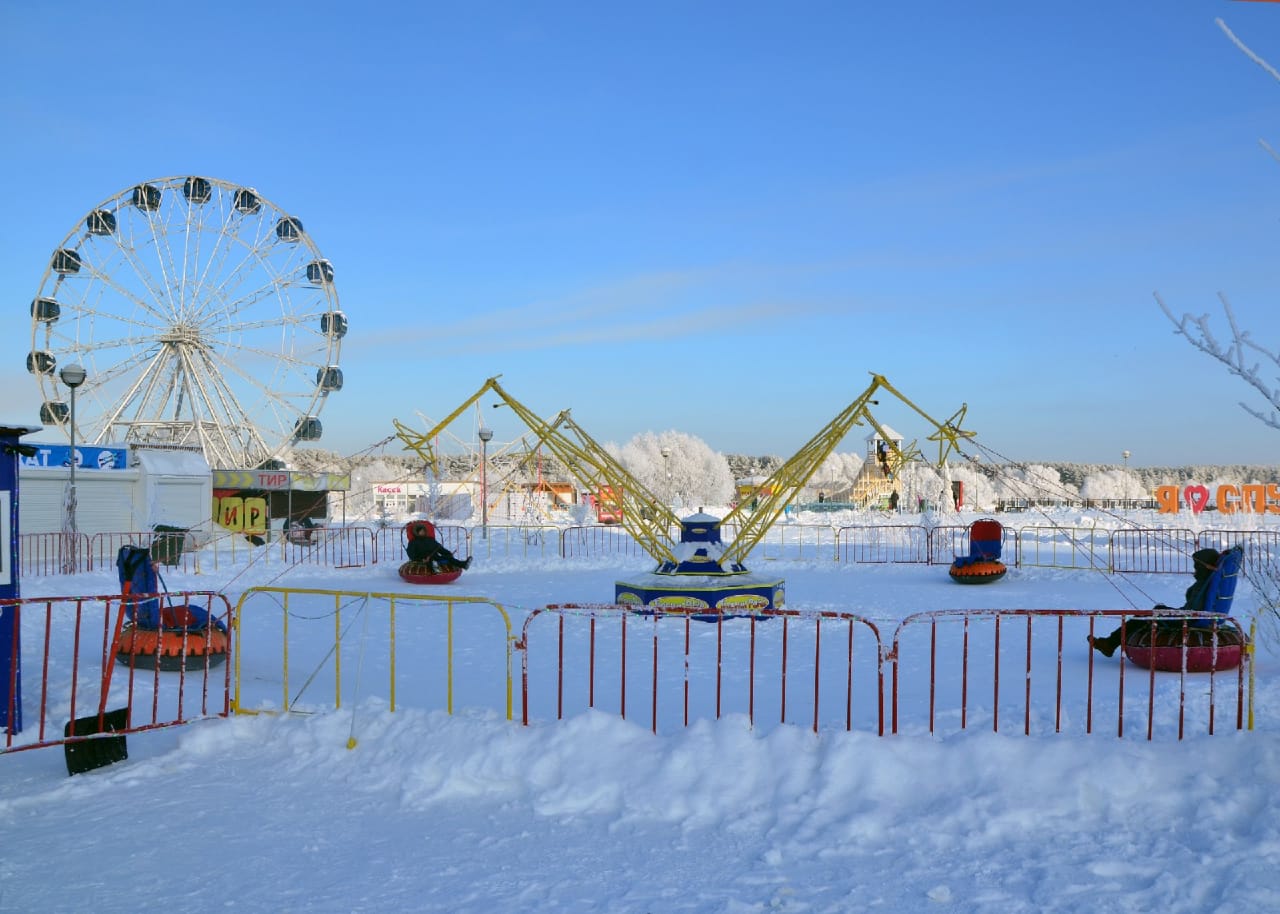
xmin=1000 ymin=464 xmax=1079 ymax=505
xmin=947 ymin=464 xmax=999 ymax=512
xmin=810 ymin=451 xmax=864 ymax=498
xmin=1078 ymin=469 xmax=1147 ymax=502
xmin=898 ymin=462 xmax=943 ymax=512
xmin=615 ymin=431 xmax=735 ymax=511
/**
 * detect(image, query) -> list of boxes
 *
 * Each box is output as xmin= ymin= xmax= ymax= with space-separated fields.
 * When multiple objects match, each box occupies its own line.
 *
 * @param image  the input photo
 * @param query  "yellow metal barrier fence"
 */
xmin=232 ymin=587 xmax=516 ymax=720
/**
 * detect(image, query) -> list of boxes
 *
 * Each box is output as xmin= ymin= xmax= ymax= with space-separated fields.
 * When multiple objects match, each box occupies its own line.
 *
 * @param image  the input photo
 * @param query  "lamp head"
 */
xmin=59 ymin=363 xmax=87 ymax=388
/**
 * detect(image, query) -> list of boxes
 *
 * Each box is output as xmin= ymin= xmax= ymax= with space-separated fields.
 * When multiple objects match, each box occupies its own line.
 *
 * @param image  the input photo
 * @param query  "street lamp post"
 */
xmin=478 ymin=427 xmax=493 ymax=538
xmin=58 ymin=363 xmax=87 ymax=574
xmin=660 ymin=447 xmax=671 ymax=506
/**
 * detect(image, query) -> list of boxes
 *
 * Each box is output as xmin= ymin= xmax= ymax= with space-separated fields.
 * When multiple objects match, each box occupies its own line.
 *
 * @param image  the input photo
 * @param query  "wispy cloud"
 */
xmin=350 ymin=267 xmax=852 ymax=357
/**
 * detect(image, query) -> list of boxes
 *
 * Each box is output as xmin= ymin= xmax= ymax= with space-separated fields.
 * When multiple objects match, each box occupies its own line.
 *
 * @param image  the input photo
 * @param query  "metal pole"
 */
xmin=66 ymin=384 xmax=78 ymax=574
xmin=479 ymin=427 xmax=493 ymax=538
xmin=59 ymin=364 xmax=86 ymax=575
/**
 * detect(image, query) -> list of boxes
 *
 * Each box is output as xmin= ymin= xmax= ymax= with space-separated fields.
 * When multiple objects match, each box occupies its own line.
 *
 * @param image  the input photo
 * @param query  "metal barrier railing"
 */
xmin=517 ymin=605 xmax=1251 ymax=741
xmin=1014 ymin=524 xmax=1108 ymax=571
xmin=275 ymin=525 xmax=374 ymax=568
xmin=560 ymin=525 xmax=647 ymax=559
xmin=889 ymin=609 xmax=1249 ymax=740
xmin=518 ymin=604 xmax=887 ymax=735
xmin=88 ymin=530 xmax=200 ymax=574
xmin=928 ymin=525 xmax=972 ymax=565
xmin=17 ymin=532 xmax=89 ymax=577
xmin=1200 ymin=529 xmax=1280 ymax=579
xmin=17 ymin=521 xmax=1280 ymax=578
xmin=754 ymin=524 xmax=838 ymax=562
xmin=836 ymin=525 xmax=930 ymax=564
xmin=3 ymin=590 xmax=1256 ymax=759
xmin=471 ymin=525 xmax=559 ymax=560
xmin=370 ymin=523 xmax=470 ymax=565
xmin=231 ymin=587 xmax=516 ymax=720
xmin=2 ymin=591 xmax=232 ymax=755
xmin=1109 ymin=528 xmax=1200 ymax=574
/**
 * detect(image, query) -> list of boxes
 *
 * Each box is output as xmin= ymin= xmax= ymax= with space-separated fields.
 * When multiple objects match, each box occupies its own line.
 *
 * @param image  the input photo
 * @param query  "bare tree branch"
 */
xmin=1155 ymin=291 xmax=1280 ymax=430
xmin=1261 ymin=137 xmax=1280 ymax=167
xmin=1217 ymin=17 xmax=1280 ymax=84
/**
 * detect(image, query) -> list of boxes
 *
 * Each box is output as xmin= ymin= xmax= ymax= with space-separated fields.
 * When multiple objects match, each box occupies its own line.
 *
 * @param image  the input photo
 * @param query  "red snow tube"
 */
xmin=948 ymin=559 xmax=1007 ymax=584
xmin=1122 ymin=622 xmax=1245 ymax=672
xmin=115 ymin=623 xmax=229 ymax=671
xmin=398 ymin=560 xmax=463 ymax=585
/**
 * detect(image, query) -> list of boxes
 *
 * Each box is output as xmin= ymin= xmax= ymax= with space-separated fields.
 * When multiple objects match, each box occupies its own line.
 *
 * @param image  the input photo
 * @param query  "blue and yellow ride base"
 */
xmin=615 ymin=570 xmax=784 ymax=613
xmin=614 ymin=511 xmax=784 ymax=613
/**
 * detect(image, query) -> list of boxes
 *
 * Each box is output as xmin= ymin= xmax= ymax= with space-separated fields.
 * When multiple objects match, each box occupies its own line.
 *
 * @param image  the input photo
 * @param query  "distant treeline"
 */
xmin=293 ymin=448 xmax=1277 ymax=486
xmin=1050 ymin=464 xmax=1280 ymax=487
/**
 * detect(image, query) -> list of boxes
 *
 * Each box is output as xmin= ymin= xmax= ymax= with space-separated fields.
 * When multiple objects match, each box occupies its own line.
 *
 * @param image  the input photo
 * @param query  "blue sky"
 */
xmin=2 ymin=1 xmax=1278 ymax=468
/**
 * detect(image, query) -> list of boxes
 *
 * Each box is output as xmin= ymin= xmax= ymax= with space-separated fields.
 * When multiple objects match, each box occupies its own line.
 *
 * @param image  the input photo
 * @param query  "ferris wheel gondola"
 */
xmin=27 ymin=176 xmax=347 ymax=468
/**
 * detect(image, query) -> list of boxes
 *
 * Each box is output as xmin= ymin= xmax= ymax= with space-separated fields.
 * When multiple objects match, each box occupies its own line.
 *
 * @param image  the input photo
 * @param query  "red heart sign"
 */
xmin=1184 ymin=485 xmax=1210 ymax=513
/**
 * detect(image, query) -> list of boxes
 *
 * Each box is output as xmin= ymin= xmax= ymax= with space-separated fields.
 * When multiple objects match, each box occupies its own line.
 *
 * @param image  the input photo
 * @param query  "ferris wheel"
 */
xmin=27 ymin=176 xmax=347 ymax=469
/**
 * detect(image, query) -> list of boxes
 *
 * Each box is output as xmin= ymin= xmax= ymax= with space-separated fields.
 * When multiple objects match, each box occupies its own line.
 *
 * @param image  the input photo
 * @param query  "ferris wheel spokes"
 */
xmin=28 ymin=176 xmax=343 ymax=467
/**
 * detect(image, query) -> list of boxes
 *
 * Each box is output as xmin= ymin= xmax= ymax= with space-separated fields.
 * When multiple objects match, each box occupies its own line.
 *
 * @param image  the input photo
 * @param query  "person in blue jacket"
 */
xmin=1088 ymin=547 xmax=1221 ymax=657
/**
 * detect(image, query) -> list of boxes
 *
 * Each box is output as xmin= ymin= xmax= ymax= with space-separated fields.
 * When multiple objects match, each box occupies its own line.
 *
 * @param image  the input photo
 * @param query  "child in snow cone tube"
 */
xmin=1088 ymin=547 xmax=1221 ymax=657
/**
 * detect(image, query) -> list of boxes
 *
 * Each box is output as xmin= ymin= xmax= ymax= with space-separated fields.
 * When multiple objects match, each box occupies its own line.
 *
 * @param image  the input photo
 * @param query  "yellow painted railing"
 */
xmin=231 ymin=587 xmax=516 ymax=721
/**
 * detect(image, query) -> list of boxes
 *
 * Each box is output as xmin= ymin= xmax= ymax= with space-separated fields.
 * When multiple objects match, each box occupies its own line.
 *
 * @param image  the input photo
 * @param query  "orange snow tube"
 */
xmin=116 ymin=623 xmax=229 ymax=671
xmin=948 ymin=559 xmax=1008 ymax=584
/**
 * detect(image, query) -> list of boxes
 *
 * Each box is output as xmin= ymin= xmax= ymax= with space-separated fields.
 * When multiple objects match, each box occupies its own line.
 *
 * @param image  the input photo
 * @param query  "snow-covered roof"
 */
xmin=0 ymin=422 xmax=42 ymax=435
xmin=134 ymin=448 xmax=210 ymax=476
xmin=865 ymin=424 xmax=902 ymax=443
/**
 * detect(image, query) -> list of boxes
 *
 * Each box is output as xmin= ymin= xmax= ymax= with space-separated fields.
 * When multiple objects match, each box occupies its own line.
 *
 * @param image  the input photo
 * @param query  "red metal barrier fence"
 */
xmin=889 ymin=609 xmax=1247 ymax=740
xmin=371 ymin=523 xmax=469 ymax=564
xmin=517 ymin=605 xmax=1251 ymax=740
xmin=519 ymin=604 xmax=887 ymax=734
xmin=1 ymin=592 xmax=232 ymax=755
xmin=88 ymin=530 xmax=203 ymax=573
xmin=17 ymin=532 xmax=88 ymax=577
xmin=277 ymin=525 xmax=374 ymax=568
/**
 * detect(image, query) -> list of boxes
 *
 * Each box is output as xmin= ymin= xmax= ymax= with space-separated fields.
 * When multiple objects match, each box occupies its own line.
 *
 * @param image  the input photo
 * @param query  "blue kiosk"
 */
xmin=1 ymin=422 xmax=41 ymax=736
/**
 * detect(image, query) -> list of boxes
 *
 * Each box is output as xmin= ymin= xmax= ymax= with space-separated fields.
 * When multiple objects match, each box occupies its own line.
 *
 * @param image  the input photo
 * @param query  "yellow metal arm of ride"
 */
xmin=395 ymin=377 xmax=681 ymax=565
xmin=718 ymin=373 xmax=974 ymax=566
xmin=393 ymin=377 xmax=505 ymax=476
xmin=486 ymin=380 xmax=681 ymax=565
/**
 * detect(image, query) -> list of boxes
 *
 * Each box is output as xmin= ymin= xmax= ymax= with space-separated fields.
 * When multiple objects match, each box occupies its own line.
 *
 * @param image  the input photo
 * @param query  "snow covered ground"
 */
xmin=3 ymin=510 xmax=1280 ymax=914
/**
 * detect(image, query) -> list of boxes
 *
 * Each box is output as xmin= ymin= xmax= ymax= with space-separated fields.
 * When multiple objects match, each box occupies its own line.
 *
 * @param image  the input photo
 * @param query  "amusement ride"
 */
xmin=395 ymin=373 xmax=979 ymax=610
xmin=26 ymin=176 xmax=347 ymax=469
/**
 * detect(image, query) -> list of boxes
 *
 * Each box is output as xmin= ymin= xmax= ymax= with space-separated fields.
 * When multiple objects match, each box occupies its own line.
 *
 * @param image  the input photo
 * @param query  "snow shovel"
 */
xmin=63 ymin=598 xmax=130 ymax=775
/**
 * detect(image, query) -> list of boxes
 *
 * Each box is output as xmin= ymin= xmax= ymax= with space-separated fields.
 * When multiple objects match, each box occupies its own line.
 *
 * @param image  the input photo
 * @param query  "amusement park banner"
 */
xmin=19 ymin=444 xmax=128 ymax=471
xmin=211 ymin=469 xmax=350 ymax=492
xmin=1156 ymin=483 xmax=1280 ymax=514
